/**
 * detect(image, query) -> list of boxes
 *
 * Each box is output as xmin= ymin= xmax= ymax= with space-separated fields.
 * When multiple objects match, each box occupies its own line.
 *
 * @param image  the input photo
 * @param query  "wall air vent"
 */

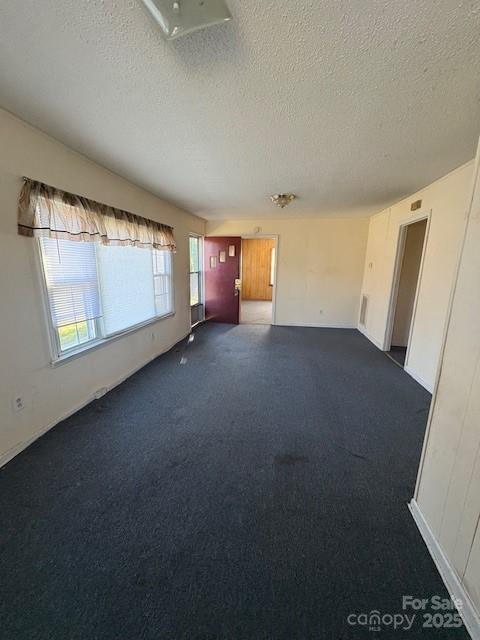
xmin=359 ymin=294 xmax=368 ymax=326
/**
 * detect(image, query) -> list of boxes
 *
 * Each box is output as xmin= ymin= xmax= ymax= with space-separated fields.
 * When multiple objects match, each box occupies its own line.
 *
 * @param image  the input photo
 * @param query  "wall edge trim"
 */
xmin=274 ymin=321 xmax=357 ymax=329
xmin=404 ymin=364 xmax=434 ymax=393
xmin=409 ymin=499 xmax=480 ymax=640
xmin=357 ymin=325 xmax=383 ymax=349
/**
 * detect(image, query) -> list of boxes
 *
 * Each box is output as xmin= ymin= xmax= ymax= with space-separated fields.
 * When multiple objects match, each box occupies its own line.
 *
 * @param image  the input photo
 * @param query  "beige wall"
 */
xmin=414 ymin=149 xmax=480 ymax=624
xmin=206 ymin=218 xmax=369 ymax=328
xmin=359 ymin=161 xmax=474 ymax=391
xmin=391 ymin=219 xmax=427 ymax=347
xmin=0 ymin=109 xmax=205 ymax=465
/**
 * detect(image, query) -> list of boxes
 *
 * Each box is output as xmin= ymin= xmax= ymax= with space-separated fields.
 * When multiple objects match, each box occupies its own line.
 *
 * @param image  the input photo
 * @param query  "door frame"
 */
xmin=239 ymin=234 xmax=279 ymax=325
xmin=383 ymin=210 xmax=431 ymax=368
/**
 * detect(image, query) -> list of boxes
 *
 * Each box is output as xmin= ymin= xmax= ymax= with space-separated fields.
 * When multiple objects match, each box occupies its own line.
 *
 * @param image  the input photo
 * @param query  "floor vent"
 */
xmin=359 ymin=294 xmax=368 ymax=326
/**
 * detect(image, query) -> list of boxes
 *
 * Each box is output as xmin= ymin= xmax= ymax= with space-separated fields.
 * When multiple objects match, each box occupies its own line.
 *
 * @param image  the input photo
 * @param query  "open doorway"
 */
xmin=386 ymin=218 xmax=428 ymax=367
xmin=240 ymin=237 xmax=276 ymax=325
xmin=203 ymin=236 xmax=277 ymax=325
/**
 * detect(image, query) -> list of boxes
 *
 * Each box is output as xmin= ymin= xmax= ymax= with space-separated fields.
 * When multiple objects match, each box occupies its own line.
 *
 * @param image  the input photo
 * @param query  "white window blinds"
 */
xmin=153 ymin=250 xmax=173 ymax=317
xmin=39 ymin=239 xmax=173 ymax=357
xmin=39 ymin=238 xmax=101 ymax=328
xmin=96 ymin=245 xmax=173 ymax=336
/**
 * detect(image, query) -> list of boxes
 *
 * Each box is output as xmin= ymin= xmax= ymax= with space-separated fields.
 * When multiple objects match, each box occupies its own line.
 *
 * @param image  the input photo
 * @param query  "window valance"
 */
xmin=18 ymin=178 xmax=176 ymax=251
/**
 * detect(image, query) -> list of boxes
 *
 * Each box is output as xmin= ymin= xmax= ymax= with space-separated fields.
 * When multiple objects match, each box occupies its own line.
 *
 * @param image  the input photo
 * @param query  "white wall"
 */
xmin=359 ymin=161 xmax=474 ymax=391
xmin=206 ymin=218 xmax=369 ymax=328
xmin=0 ymin=109 xmax=205 ymax=465
xmin=413 ymin=148 xmax=480 ymax=634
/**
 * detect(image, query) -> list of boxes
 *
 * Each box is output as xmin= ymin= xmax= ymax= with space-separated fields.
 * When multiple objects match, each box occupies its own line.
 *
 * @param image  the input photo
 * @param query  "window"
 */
xmin=189 ymin=235 xmax=204 ymax=326
xmin=189 ymin=236 xmax=202 ymax=306
xmin=153 ymin=249 xmax=173 ymax=317
xmin=39 ymin=237 xmax=173 ymax=358
xmin=97 ymin=244 xmax=158 ymax=336
xmin=39 ymin=238 xmax=101 ymax=353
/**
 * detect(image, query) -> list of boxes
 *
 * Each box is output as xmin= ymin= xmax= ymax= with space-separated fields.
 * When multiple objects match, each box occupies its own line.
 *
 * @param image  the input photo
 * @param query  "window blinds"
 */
xmin=153 ymin=250 xmax=172 ymax=317
xmin=39 ymin=238 xmax=101 ymax=328
xmin=96 ymin=245 xmax=172 ymax=336
xmin=39 ymin=238 xmax=173 ymax=356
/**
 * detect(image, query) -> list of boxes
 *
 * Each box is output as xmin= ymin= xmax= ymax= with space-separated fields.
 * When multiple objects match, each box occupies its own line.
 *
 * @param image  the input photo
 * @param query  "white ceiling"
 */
xmin=0 ymin=1 xmax=479 ymax=220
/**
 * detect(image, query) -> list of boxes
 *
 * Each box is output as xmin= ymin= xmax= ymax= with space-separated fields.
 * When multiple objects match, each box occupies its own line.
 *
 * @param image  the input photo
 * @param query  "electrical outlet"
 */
xmin=12 ymin=395 xmax=25 ymax=412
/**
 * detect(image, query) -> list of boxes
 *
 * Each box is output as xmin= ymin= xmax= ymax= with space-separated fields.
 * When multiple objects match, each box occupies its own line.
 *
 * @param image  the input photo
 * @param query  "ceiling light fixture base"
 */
xmin=270 ymin=193 xmax=296 ymax=208
xmin=141 ymin=0 xmax=232 ymax=40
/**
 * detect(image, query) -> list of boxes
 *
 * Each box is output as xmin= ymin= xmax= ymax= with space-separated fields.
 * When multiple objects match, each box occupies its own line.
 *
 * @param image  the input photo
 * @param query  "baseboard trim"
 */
xmin=404 ymin=365 xmax=433 ymax=393
xmin=0 ymin=330 xmax=191 ymax=469
xmin=275 ymin=321 xmax=357 ymax=329
xmin=357 ymin=326 xmax=434 ymax=392
xmin=357 ymin=325 xmax=383 ymax=349
xmin=409 ymin=499 xmax=480 ymax=640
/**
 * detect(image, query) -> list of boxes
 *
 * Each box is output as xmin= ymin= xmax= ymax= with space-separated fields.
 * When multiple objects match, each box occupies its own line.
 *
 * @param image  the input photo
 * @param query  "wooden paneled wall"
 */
xmin=241 ymin=238 xmax=275 ymax=300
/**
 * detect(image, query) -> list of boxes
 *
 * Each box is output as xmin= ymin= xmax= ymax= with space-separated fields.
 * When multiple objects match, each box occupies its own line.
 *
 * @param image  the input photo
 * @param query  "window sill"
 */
xmin=50 ymin=311 xmax=175 ymax=367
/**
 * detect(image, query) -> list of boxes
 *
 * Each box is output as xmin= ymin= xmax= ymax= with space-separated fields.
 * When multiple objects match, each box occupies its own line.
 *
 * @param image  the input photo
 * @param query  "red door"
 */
xmin=204 ymin=236 xmax=241 ymax=324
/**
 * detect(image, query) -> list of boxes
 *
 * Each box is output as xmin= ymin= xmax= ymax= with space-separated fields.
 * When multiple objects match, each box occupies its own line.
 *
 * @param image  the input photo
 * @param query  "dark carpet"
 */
xmin=0 ymin=324 xmax=469 ymax=639
xmin=387 ymin=345 xmax=408 ymax=367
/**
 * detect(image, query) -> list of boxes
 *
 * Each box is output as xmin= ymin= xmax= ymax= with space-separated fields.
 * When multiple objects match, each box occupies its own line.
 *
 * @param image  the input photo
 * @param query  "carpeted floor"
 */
xmin=387 ymin=345 xmax=408 ymax=367
xmin=240 ymin=300 xmax=273 ymax=324
xmin=0 ymin=324 xmax=469 ymax=639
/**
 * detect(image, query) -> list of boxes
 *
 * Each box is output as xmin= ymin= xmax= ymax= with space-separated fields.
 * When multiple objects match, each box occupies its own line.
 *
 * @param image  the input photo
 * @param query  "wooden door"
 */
xmin=204 ymin=237 xmax=241 ymax=324
xmin=241 ymin=238 xmax=275 ymax=300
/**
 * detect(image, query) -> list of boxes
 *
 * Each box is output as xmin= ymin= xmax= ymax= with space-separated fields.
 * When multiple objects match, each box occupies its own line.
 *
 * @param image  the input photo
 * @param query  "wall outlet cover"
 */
xmin=12 ymin=395 xmax=25 ymax=412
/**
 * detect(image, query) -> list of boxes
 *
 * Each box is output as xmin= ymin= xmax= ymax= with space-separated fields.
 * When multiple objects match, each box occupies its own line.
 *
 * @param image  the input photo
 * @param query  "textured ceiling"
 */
xmin=0 ymin=1 xmax=479 ymax=220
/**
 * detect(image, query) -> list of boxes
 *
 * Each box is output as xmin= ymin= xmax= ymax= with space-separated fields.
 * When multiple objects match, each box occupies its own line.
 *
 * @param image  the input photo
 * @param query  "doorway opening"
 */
xmin=386 ymin=217 xmax=428 ymax=368
xmin=240 ymin=237 xmax=276 ymax=325
xmin=203 ymin=236 xmax=277 ymax=325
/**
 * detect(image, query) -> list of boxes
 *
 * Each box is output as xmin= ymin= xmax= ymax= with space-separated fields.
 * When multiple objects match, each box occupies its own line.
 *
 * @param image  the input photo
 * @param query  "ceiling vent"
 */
xmin=141 ymin=0 xmax=232 ymax=40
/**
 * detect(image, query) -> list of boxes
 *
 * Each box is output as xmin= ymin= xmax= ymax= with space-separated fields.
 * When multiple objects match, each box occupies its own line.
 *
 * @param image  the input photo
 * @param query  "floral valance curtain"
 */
xmin=18 ymin=178 xmax=176 ymax=251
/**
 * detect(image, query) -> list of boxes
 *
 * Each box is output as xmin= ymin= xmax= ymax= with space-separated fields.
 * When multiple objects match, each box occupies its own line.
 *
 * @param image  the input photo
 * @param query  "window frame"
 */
xmin=152 ymin=247 xmax=174 ymax=320
xmin=35 ymin=239 xmax=175 ymax=365
xmin=54 ymin=317 xmax=102 ymax=357
xmin=189 ymin=234 xmax=203 ymax=308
